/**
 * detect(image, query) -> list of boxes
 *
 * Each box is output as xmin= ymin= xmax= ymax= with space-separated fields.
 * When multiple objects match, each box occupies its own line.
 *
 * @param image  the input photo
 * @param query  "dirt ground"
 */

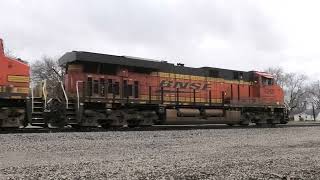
xmin=1 ymin=125 xmax=320 ymax=179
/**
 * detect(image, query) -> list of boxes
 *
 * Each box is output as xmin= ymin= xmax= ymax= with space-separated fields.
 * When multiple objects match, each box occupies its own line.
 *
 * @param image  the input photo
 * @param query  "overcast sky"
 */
xmin=1 ymin=0 xmax=319 ymax=78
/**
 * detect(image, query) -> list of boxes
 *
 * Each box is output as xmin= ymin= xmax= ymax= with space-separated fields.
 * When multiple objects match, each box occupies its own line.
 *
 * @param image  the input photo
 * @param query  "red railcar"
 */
xmin=0 ymin=39 xmax=30 ymax=128
xmin=56 ymin=51 xmax=287 ymax=128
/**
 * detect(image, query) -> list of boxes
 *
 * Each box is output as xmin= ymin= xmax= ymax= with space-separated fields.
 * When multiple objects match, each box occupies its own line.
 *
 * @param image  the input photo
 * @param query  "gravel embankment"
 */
xmin=1 ymin=126 xmax=320 ymax=179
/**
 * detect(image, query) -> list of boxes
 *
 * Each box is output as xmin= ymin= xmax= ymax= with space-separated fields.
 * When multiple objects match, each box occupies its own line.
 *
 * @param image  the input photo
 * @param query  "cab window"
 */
xmin=262 ymin=77 xmax=273 ymax=85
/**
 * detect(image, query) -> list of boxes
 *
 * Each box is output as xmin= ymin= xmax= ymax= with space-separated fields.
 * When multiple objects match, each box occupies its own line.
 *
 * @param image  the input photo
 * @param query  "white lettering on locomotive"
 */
xmin=159 ymin=80 xmax=211 ymax=90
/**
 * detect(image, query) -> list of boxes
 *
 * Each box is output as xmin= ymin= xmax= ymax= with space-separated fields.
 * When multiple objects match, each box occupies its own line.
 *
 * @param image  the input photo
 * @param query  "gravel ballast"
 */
xmin=1 ymin=126 xmax=320 ymax=179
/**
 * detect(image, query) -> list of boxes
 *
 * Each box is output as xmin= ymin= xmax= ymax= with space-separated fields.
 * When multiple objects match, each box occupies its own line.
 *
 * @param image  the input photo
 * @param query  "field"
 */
xmin=1 ymin=124 xmax=320 ymax=179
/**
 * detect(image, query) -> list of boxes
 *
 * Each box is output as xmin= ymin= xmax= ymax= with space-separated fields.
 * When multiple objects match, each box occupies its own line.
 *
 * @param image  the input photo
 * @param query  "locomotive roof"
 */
xmin=59 ymin=51 xmax=173 ymax=70
xmin=59 ymin=51 xmax=252 ymax=80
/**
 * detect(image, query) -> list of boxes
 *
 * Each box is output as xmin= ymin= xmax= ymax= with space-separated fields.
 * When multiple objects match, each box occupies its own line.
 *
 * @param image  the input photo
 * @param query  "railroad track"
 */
xmin=1 ymin=122 xmax=320 ymax=134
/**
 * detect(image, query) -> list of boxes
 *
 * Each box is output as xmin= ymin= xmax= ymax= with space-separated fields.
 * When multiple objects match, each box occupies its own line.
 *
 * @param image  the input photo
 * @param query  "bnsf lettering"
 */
xmin=159 ymin=80 xmax=210 ymax=90
xmin=159 ymin=80 xmax=173 ymax=87
xmin=174 ymin=82 xmax=189 ymax=89
xmin=189 ymin=82 xmax=201 ymax=89
xmin=202 ymin=83 xmax=211 ymax=90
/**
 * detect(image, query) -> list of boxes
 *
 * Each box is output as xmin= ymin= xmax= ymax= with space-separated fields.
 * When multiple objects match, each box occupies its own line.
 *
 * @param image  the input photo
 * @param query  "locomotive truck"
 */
xmin=0 ymin=38 xmax=288 ymax=129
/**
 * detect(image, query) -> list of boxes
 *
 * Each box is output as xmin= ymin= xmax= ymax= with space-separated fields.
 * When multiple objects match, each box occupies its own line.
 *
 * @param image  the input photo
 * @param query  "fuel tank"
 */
xmin=164 ymin=108 xmax=241 ymax=125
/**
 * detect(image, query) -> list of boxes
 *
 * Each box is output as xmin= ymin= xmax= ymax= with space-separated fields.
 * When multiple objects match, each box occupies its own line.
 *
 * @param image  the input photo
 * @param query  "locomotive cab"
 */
xmin=252 ymin=71 xmax=284 ymax=106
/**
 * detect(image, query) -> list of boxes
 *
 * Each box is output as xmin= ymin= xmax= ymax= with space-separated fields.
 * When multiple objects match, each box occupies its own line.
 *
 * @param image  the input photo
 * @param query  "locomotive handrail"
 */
xmin=42 ymin=80 xmax=47 ymax=109
xmin=31 ymin=86 xmax=34 ymax=113
xmin=76 ymin=81 xmax=83 ymax=110
xmin=60 ymin=80 xmax=69 ymax=109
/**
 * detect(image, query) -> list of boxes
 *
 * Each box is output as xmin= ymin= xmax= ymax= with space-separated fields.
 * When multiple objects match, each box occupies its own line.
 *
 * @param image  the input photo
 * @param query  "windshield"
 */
xmin=262 ymin=76 xmax=274 ymax=85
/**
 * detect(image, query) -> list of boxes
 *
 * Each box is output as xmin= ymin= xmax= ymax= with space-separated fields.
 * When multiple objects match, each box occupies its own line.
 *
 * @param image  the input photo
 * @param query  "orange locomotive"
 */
xmin=57 ymin=51 xmax=288 ymax=128
xmin=0 ymin=39 xmax=30 ymax=128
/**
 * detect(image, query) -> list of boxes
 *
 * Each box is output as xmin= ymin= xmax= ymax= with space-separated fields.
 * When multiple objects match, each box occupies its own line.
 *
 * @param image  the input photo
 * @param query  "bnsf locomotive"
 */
xmin=0 ymin=38 xmax=288 ymax=129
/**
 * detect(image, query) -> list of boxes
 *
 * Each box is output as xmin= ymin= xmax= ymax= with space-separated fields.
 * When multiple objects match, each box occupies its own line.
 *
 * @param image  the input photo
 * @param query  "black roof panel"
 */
xmin=58 ymin=51 xmax=252 ymax=80
xmin=59 ymin=51 xmax=173 ymax=70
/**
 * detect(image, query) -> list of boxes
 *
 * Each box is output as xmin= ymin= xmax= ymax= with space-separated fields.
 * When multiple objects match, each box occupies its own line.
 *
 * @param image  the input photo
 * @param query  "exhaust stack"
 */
xmin=0 ymin=39 xmax=4 ymax=56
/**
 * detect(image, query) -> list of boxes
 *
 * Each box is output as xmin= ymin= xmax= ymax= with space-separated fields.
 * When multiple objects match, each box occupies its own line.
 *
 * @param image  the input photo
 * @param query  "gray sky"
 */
xmin=1 ymin=0 xmax=319 ymax=78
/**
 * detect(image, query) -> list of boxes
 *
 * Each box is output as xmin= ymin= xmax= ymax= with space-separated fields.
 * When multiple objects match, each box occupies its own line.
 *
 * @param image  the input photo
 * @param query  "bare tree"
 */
xmin=283 ymin=73 xmax=308 ymax=113
xmin=4 ymin=48 xmax=17 ymax=59
xmin=31 ymin=56 xmax=64 ymax=98
xmin=264 ymin=67 xmax=287 ymax=88
xmin=306 ymin=80 xmax=320 ymax=109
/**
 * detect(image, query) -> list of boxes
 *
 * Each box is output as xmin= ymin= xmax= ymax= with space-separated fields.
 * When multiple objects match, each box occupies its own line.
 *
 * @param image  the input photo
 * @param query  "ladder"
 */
xmin=66 ymin=100 xmax=77 ymax=125
xmin=30 ymin=97 xmax=46 ymax=126
xmin=30 ymin=81 xmax=47 ymax=127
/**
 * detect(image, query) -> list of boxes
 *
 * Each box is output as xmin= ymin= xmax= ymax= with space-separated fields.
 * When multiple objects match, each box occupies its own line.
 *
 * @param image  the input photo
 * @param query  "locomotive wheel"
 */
xmin=127 ymin=119 xmax=140 ymax=128
xmin=154 ymin=112 xmax=165 ymax=125
xmin=101 ymin=123 xmax=111 ymax=129
xmin=50 ymin=121 xmax=66 ymax=128
xmin=240 ymin=121 xmax=250 ymax=126
xmin=240 ymin=119 xmax=250 ymax=126
xmin=128 ymin=124 xmax=138 ymax=128
xmin=255 ymin=123 xmax=262 ymax=127
xmin=100 ymin=121 xmax=112 ymax=129
xmin=0 ymin=107 xmax=26 ymax=128
xmin=71 ymin=124 xmax=81 ymax=129
xmin=97 ymin=118 xmax=113 ymax=129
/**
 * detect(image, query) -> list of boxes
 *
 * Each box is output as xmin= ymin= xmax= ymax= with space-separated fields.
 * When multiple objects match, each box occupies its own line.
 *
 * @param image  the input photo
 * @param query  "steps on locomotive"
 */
xmin=30 ymin=97 xmax=46 ymax=126
xmin=65 ymin=101 xmax=77 ymax=124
